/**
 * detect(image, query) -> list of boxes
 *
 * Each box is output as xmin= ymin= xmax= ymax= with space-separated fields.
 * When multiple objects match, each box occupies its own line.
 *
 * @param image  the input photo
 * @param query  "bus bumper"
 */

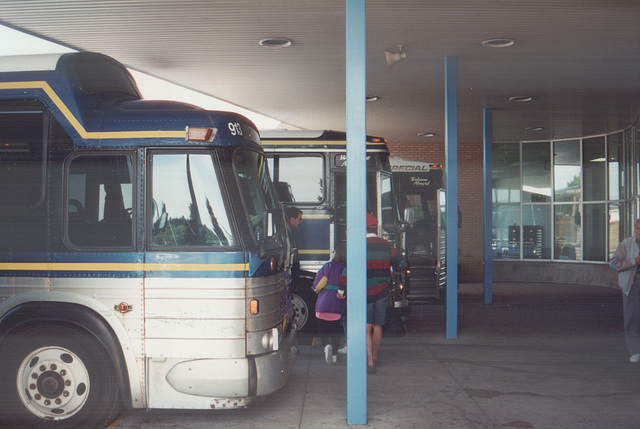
xmin=254 ymin=321 xmax=296 ymax=396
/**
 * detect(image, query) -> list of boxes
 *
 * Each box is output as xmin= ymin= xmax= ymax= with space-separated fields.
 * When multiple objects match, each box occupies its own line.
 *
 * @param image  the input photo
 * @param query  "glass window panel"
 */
xmin=272 ymin=155 xmax=324 ymax=203
xmin=554 ymin=140 xmax=581 ymax=202
xmin=608 ymin=132 xmax=623 ymax=200
xmin=522 ymin=204 xmax=551 ymax=259
xmin=609 ymin=202 xmax=624 ymax=259
xmin=68 ymin=154 xmax=133 ymax=247
xmin=522 ymin=142 xmax=551 ymax=203
xmin=554 ymin=204 xmax=581 ymax=260
xmin=379 ymin=172 xmax=397 ymax=225
xmin=0 ymin=100 xmax=47 ymax=207
xmin=582 ymin=136 xmax=606 ymax=201
xmin=151 ymin=153 xmax=234 ymax=247
xmin=583 ymin=203 xmax=606 ymax=261
xmin=625 ymin=129 xmax=633 ymax=199
xmin=492 ymin=204 xmax=520 ymax=259
xmin=493 ymin=143 xmax=520 ymax=203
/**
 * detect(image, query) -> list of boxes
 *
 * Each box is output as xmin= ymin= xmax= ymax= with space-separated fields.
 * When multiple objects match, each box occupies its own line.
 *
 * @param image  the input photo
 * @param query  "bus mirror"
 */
xmin=158 ymin=212 xmax=167 ymax=230
xmin=404 ymin=207 xmax=415 ymax=225
xmin=266 ymin=211 xmax=274 ymax=237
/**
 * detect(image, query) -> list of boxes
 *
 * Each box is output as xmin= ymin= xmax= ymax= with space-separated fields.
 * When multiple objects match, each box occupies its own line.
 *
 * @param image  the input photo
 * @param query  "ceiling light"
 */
xmin=366 ymin=95 xmax=379 ymax=102
xmin=509 ymin=96 xmax=533 ymax=103
xmin=482 ymin=38 xmax=515 ymax=48
xmin=417 ymin=132 xmax=435 ymax=138
xmin=525 ymin=126 xmax=543 ymax=131
xmin=259 ymin=38 xmax=293 ymax=48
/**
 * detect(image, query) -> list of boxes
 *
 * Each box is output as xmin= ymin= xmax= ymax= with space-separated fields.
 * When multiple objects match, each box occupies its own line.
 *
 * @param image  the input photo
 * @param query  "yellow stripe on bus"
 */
xmin=300 ymin=214 xmax=331 ymax=219
xmin=298 ymin=250 xmax=331 ymax=255
xmin=0 ymin=81 xmax=185 ymax=140
xmin=0 ymin=263 xmax=249 ymax=272
xmin=262 ymin=139 xmax=386 ymax=146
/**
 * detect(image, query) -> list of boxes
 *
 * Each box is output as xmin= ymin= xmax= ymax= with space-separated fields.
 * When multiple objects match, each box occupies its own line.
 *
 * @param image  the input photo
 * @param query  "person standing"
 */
xmin=285 ymin=206 xmax=303 ymax=274
xmin=312 ymin=244 xmax=347 ymax=364
xmin=340 ymin=213 xmax=407 ymax=374
xmin=611 ymin=219 xmax=640 ymax=362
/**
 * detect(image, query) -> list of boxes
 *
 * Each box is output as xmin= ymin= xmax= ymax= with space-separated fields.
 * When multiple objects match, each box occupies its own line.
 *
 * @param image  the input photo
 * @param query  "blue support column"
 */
xmin=345 ymin=0 xmax=367 ymax=424
xmin=445 ymin=56 xmax=458 ymax=339
xmin=483 ymin=108 xmax=494 ymax=304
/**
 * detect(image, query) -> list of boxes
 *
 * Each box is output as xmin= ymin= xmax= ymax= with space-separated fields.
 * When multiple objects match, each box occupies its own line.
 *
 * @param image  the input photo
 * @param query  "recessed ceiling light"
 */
xmin=509 ymin=96 xmax=533 ymax=103
xmin=482 ymin=38 xmax=515 ymax=48
xmin=259 ymin=38 xmax=293 ymax=48
xmin=366 ymin=95 xmax=379 ymax=102
xmin=525 ymin=126 xmax=543 ymax=131
xmin=417 ymin=132 xmax=435 ymax=138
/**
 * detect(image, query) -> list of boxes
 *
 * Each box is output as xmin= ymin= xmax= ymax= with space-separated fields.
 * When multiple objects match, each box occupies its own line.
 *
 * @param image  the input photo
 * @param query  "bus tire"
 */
xmin=290 ymin=293 xmax=310 ymax=332
xmin=0 ymin=323 xmax=122 ymax=429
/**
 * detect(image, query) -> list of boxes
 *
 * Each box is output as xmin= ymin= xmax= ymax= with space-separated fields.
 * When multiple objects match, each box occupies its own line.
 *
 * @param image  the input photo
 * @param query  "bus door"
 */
xmin=395 ymin=167 xmax=444 ymax=301
xmin=333 ymin=168 xmax=408 ymax=309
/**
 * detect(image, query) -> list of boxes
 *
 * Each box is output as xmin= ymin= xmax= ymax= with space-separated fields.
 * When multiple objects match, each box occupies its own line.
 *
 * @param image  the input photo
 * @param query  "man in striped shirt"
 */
xmin=340 ymin=213 xmax=407 ymax=374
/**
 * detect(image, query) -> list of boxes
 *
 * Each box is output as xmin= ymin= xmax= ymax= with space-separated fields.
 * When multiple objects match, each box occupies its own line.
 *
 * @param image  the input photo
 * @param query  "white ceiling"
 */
xmin=1 ymin=1 xmax=639 ymax=144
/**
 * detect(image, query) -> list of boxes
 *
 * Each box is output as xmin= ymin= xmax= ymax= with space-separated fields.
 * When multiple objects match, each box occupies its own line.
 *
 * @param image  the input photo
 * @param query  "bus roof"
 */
xmin=0 ymin=52 xmax=260 ymax=148
xmin=260 ymin=129 xmax=388 ymax=151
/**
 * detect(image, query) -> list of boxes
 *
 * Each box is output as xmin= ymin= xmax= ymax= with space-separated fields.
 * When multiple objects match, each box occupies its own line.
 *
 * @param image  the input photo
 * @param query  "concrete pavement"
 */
xmin=110 ymin=282 xmax=640 ymax=428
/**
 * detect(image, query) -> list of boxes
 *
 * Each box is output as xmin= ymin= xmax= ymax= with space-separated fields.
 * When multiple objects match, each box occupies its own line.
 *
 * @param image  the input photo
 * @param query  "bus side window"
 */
xmin=272 ymin=155 xmax=324 ymax=203
xmin=67 ymin=154 xmax=134 ymax=248
xmin=0 ymin=100 xmax=47 ymax=208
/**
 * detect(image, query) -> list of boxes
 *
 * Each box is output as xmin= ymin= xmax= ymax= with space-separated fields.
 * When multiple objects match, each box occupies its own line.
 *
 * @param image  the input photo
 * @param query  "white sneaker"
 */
xmin=324 ymin=345 xmax=334 ymax=364
xmin=338 ymin=345 xmax=347 ymax=354
xmin=332 ymin=355 xmax=337 ymax=364
xmin=630 ymin=354 xmax=640 ymax=363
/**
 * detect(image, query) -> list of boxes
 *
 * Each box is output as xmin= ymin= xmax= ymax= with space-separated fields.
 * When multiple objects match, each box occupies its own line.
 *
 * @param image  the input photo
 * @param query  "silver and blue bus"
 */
xmin=261 ymin=130 xmax=409 ymax=332
xmin=0 ymin=52 xmax=295 ymax=429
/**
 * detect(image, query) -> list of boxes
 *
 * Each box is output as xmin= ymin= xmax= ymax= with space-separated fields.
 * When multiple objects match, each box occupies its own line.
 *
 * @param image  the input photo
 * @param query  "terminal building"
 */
xmin=387 ymin=124 xmax=639 ymax=289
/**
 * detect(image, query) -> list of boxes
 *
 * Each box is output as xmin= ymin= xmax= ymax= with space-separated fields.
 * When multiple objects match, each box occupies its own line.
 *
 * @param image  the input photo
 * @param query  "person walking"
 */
xmin=312 ymin=244 xmax=347 ymax=364
xmin=340 ymin=213 xmax=407 ymax=374
xmin=611 ymin=219 xmax=640 ymax=362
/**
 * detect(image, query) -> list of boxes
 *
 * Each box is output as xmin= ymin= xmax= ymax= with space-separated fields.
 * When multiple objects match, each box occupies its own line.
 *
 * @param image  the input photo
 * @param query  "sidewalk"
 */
xmin=112 ymin=283 xmax=640 ymax=428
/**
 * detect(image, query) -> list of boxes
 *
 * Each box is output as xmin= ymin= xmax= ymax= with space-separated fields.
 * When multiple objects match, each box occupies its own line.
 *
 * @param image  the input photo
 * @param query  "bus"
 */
xmin=0 ymin=52 xmax=295 ymax=429
xmin=262 ymin=130 xmax=409 ymax=332
xmin=390 ymin=157 xmax=446 ymax=301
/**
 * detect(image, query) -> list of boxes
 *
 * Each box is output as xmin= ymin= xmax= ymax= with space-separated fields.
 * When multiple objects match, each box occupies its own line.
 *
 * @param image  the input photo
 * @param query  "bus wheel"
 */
xmin=290 ymin=293 xmax=309 ymax=331
xmin=0 ymin=325 xmax=122 ymax=429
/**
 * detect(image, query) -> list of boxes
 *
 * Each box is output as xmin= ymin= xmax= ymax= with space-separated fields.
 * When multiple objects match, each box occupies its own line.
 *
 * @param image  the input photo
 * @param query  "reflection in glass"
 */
xmin=380 ymin=172 xmax=397 ymax=225
xmin=609 ymin=202 xmax=624 ymax=259
xmin=522 ymin=142 xmax=550 ymax=203
xmin=152 ymin=153 xmax=234 ymax=247
xmin=493 ymin=143 xmax=520 ymax=203
xmin=554 ymin=204 xmax=581 ymax=260
xmin=608 ymin=132 xmax=623 ymax=200
xmin=554 ymin=140 xmax=581 ymax=202
xmin=522 ymin=204 xmax=551 ymax=259
xmin=492 ymin=204 xmax=520 ymax=259
xmin=583 ymin=203 xmax=606 ymax=261
xmin=582 ymin=136 xmax=605 ymax=201
xmin=234 ymin=150 xmax=281 ymax=243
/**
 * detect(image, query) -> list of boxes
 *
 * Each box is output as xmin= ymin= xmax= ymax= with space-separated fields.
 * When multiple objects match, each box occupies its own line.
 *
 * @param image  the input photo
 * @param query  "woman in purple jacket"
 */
xmin=312 ymin=244 xmax=346 ymax=364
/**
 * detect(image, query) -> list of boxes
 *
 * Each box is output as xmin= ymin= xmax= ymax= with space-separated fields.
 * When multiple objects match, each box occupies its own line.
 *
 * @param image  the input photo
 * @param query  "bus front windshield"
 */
xmin=233 ymin=149 xmax=285 ymax=245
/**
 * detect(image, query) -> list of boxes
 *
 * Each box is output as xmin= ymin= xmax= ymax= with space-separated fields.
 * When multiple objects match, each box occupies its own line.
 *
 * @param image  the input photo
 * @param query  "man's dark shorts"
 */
xmin=367 ymin=298 xmax=387 ymax=325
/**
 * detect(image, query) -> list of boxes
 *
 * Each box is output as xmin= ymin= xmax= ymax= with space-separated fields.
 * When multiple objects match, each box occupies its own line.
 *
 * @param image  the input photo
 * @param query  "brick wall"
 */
xmin=388 ymin=140 xmax=484 ymax=282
